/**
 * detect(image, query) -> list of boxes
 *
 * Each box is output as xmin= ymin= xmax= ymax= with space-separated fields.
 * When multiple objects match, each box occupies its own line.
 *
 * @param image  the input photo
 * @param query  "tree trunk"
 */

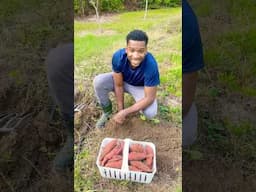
xmin=79 ymin=0 xmax=85 ymax=15
xmin=89 ymin=0 xmax=102 ymax=33
xmin=144 ymin=0 xmax=148 ymax=19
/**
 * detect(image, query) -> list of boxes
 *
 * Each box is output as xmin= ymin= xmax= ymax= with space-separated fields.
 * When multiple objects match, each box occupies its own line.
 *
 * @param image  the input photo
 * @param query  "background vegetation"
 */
xmin=74 ymin=0 xmax=181 ymax=16
xmin=0 ymin=0 xmax=73 ymax=191
xmin=183 ymin=0 xmax=256 ymax=191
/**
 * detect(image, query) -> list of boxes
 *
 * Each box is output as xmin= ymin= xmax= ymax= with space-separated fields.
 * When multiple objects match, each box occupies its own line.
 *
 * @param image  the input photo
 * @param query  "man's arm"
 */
xmin=182 ymin=71 xmax=198 ymax=117
xmin=124 ymin=86 xmax=157 ymax=115
xmin=113 ymin=72 xmax=124 ymax=111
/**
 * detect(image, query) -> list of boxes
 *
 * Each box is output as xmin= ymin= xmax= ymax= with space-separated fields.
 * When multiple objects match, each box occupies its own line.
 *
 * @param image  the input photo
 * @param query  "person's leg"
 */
xmin=93 ymin=72 xmax=114 ymax=128
xmin=124 ymin=82 xmax=157 ymax=119
xmin=46 ymin=43 xmax=74 ymax=118
xmin=46 ymin=43 xmax=74 ymax=171
xmin=182 ymin=102 xmax=198 ymax=146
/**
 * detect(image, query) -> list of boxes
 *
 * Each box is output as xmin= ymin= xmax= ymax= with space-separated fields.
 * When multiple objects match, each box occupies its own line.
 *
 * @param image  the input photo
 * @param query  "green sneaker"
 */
xmin=96 ymin=112 xmax=111 ymax=128
xmin=96 ymin=102 xmax=112 ymax=129
xmin=53 ymin=134 xmax=74 ymax=171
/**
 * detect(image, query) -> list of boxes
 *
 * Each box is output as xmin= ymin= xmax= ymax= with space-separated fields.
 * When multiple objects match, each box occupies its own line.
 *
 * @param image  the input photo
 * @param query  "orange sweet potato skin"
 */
xmin=101 ymin=141 xmax=124 ymax=166
xmin=129 ymin=165 xmax=141 ymax=171
xmin=105 ymin=159 xmax=122 ymax=169
xmin=108 ymin=155 xmax=122 ymax=162
xmin=145 ymin=145 xmax=154 ymax=168
xmin=100 ymin=139 xmax=118 ymax=161
xmin=130 ymin=161 xmax=152 ymax=173
xmin=129 ymin=144 xmax=144 ymax=153
xmin=128 ymin=152 xmax=147 ymax=161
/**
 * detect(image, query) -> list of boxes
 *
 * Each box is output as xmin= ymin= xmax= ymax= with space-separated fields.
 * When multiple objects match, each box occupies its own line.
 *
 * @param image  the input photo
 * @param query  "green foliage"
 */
xmin=184 ymin=149 xmax=203 ymax=160
xmin=146 ymin=0 xmax=180 ymax=9
xmin=160 ymin=66 xmax=181 ymax=97
xmin=208 ymin=87 xmax=220 ymax=98
xmin=0 ymin=0 xmax=22 ymax=18
xmin=224 ymin=120 xmax=254 ymax=137
xmin=217 ymin=72 xmax=238 ymax=91
xmin=74 ymin=0 xmax=90 ymax=16
xmin=74 ymin=0 xmax=181 ymax=16
xmin=101 ymin=0 xmax=124 ymax=12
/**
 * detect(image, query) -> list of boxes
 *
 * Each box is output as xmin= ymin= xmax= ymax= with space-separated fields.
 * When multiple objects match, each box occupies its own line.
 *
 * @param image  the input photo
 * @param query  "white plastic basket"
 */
xmin=96 ymin=137 xmax=157 ymax=184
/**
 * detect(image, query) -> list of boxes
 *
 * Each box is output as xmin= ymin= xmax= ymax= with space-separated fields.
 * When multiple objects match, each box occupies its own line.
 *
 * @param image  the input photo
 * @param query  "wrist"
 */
xmin=117 ymin=104 xmax=124 ymax=111
xmin=122 ymin=108 xmax=129 ymax=116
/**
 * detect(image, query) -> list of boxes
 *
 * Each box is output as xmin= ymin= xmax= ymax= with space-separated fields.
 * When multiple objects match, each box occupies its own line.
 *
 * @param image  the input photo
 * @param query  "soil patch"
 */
xmin=183 ymin=159 xmax=256 ymax=192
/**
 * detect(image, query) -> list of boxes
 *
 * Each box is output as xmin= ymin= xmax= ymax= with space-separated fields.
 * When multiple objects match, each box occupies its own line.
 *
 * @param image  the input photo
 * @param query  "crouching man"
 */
xmin=93 ymin=29 xmax=160 ymax=128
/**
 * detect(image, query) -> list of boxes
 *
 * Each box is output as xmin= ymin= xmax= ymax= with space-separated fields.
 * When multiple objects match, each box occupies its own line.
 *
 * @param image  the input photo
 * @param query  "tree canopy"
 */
xmin=74 ymin=0 xmax=181 ymax=16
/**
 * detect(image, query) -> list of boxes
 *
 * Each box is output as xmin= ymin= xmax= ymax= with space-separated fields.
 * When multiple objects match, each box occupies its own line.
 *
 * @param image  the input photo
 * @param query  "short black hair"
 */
xmin=126 ymin=29 xmax=148 ymax=45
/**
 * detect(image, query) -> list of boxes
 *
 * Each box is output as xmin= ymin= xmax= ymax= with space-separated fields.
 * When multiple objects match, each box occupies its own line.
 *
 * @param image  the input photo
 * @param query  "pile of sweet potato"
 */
xmin=99 ymin=139 xmax=124 ymax=169
xmin=128 ymin=143 xmax=154 ymax=173
xmin=99 ymin=139 xmax=154 ymax=172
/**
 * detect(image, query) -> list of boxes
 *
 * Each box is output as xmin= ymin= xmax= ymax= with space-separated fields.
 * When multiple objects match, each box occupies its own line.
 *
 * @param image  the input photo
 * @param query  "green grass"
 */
xmin=75 ymin=34 xmax=123 ymax=65
xmin=75 ymin=8 xmax=180 ymax=35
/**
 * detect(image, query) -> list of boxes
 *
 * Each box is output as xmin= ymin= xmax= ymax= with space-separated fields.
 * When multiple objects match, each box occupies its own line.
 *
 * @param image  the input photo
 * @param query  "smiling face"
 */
xmin=125 ymin=40 xmax=147 ymax=69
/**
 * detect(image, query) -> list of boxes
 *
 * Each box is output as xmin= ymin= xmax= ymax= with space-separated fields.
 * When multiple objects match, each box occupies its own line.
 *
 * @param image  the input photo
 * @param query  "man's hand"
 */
xmin=113 ymin=109 xmax=128 ymax=124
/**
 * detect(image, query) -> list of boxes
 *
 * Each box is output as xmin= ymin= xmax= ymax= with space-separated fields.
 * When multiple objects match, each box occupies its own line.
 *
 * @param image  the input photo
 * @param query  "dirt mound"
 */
xmin=0 ymin=111 xmax=73 ymax=192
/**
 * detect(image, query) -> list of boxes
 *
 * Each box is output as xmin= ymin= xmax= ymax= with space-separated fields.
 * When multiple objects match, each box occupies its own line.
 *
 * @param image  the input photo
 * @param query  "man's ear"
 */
xmin=125 ymin=47 xmax=128 ymax=53
xmin=144 ymin=47 xmax=148 ymax=54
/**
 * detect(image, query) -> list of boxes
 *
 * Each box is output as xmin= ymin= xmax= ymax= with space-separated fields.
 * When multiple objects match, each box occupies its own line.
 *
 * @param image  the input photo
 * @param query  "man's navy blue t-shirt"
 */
xmin=182 ymin=0 xmax=204 ymax=73
xmin=112 ymin=48 xmax=160 ymax=87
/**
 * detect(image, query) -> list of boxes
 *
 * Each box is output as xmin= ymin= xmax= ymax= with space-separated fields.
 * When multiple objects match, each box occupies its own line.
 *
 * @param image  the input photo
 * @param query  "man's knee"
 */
xmin=46 ymin=43 xmax=73 ymax=81
xmin=93 ymin=74 xmax=104 ymax=90
xmin=93 ymin=73 xmax=113 ymax=90
xmin=143 ymin=105 xmax=157 ymax=119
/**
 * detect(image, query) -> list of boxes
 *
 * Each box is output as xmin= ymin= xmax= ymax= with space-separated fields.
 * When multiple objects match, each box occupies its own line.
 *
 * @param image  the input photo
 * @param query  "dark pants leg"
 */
xmin=46 ymin=43 xmax=74 ymax=119
xmin=45 ymin=43 xmax=74 ymax=170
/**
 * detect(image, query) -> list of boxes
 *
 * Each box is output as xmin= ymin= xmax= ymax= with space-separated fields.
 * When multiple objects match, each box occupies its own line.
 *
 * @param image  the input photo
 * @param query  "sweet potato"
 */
xmin=130 ymin=161 xmax=152 ymax=173
xmin=146 ymin=157 xmax=153 ymax=169
xmin=100 ymin=139 xmax=118 ymax=161
xmin=145 ymin=145 xmax=154 ymax=156
xmin=108 ymin=155 xmax=122 ymax=162
xmin=105 ymin=159 xmax=122 ymax=169
xmin=129 ymin=165 xmax=141 ymax=172
xmin=128 ymin=152 xmax=147 ymax=161
xmin=102 ymin=141 xmax=124 ymax=165
xmin=145 ymin=145 xmax=154 ymax=168
xmin=129 ymin=143 xmax=144 ymax=153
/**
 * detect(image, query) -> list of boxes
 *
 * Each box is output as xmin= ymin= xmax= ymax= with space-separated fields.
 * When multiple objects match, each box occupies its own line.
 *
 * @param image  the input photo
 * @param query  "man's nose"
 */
xmin=133 ymin=52 xmax=140 ymax=58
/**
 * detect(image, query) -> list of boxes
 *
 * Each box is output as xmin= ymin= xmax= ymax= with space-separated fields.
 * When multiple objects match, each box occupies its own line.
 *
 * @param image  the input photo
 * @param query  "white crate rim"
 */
xmin=96 ymin=137 xmax=157 ymax=184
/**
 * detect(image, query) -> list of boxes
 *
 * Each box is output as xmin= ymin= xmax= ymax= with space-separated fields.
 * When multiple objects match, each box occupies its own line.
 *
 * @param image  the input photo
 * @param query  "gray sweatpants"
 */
xmin=45 ymin=43 xmax=74 ymax=118
xmin=93 ymin=72 xmax=158 ymax=119
xmin=182 ymin=102 xmax=197 ymax=146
